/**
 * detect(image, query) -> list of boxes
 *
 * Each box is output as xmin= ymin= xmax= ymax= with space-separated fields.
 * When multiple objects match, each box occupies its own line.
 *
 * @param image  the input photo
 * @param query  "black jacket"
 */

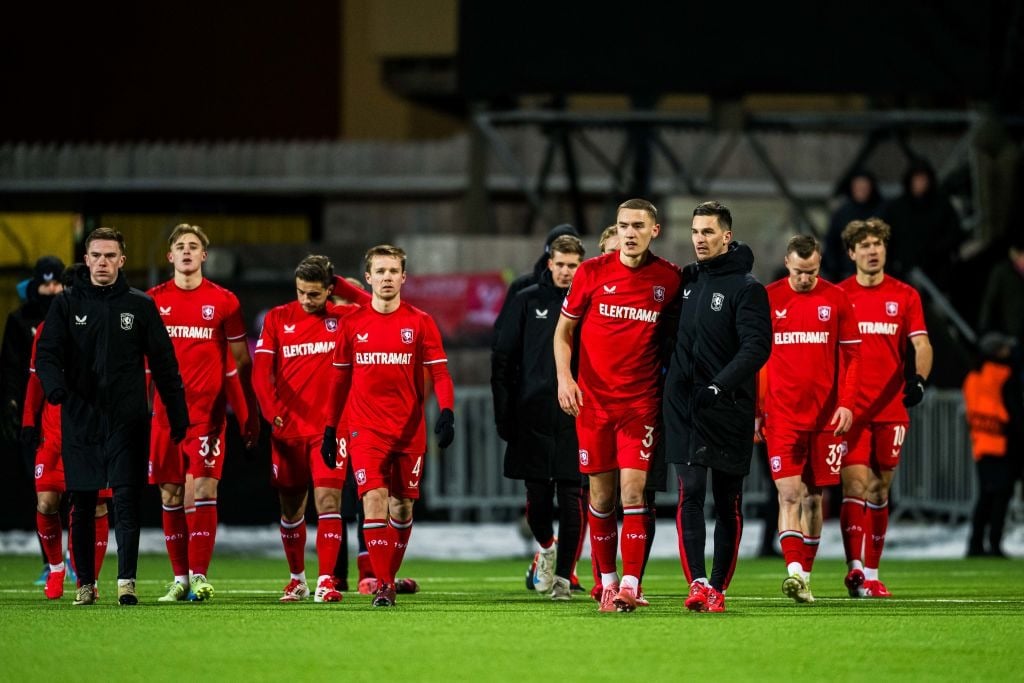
xmin=664 ymin=242 xmax=771 ymax=475
xmin=491 ymin=270 xmax=579 ymax=481
xmin=36 ymin=268 xmax=188 ymax=446
xmin=0 ymin=288 xmax=57 ymax=436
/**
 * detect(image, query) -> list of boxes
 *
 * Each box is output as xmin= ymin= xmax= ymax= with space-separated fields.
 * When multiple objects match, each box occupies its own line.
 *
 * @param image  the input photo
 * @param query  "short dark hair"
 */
xmin=549 ymin=235 xmax=585 ymax=258
xmin=364 ymin=244 xmax=407 ymax=273
xmin=841 ymin=218 xmax=891 ymax=252
xmin=786 ymin=235 xmax=820 ymax=259
xmin=168 ymin=223 xmax=210 ymax=250
xmin=294 ymin=254 xmax=334 ymax=287
xmin=617 ymin=198 xmax=658 ymax=223
xmin=85 ymin=227 xmax=126 ymax=254
xmin=692 ymin=201 xmax=732 ymax=231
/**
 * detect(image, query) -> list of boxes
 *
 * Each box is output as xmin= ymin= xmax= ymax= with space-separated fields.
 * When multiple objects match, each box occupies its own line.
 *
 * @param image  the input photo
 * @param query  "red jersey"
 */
xmin=254 ymin=300 xmax=353 ymax=439
xmin=839 ymin=274 xmax=927 ymax=422
xmin=332 ymin=301 xmax=453 ymax=454
xmin=25 ymin=322 xmax=60 ymax=448
xmin=764 ymin=278 xmax=861 ymax=430
xmin=560 ymin=252 xmax=682 ymax=410
xmin=147 ymin=278 xmax=246 ymax=432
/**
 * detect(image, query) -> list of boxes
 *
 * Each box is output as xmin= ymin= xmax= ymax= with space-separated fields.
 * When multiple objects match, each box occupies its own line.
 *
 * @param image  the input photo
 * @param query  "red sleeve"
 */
xmin=252 ymin=310 xmax=286 ymax=422
xmin=22 ymin=326 xmax=45 ymax=428
xmin=324 ymin=365 xmax=353 ymax=429
xmin=422 ymin=314 xmax=454 ymax=410
xmin=837 ymin=292 xmax=862 ymax=410
xmin=333 ymin=275 xmax=372 ymax=306
xmin=223 ymin=291 xmax=247 ymax=341
xmin=223 ymin=365 xmax=249 ymax=428
xmin=906 ymin=286 xmax=928 ymax=338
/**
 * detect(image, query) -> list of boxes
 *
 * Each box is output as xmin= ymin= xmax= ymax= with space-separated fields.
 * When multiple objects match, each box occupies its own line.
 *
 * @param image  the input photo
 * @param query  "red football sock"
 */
xmin=865 ymin=500 xmax=889 ymax=569
xmin=94 ymin=514 xmax=109 ymax=579
xmin=357 ymin=551 xmax=374 ymax=580
xmin=840 ymin=497 xmax=867 ymax=565
xmin=620 ymin=506 xmax=648 ymax=580
xmin=36 ymin=511 xmax=63 ymax=566
xmin=587 ymin=505 xmax=618 ymax=576
xmin=388 ymin=517 xmax=413 ymax=577
xmin=801 ymin=535 xmax=820 ymax=573
xmin=280 ymin=516 xmax=307 ymax=575
xmin=189 ymin=498 xmax=218 ymax=576
xmin=363 ymin=518 xmax=393 ymax=584
xmin=778 ymin=529 xmax=804 ymax=567
xmin=316 ymin=513 xmax=343 ymax=577
xmin=162 ymin=504 xmax=189 ymax=577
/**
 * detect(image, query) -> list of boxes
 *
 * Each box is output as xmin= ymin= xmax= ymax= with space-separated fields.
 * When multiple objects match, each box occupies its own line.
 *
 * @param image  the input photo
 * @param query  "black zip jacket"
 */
xmin=664 ymin=242 xmax=771 ymax=475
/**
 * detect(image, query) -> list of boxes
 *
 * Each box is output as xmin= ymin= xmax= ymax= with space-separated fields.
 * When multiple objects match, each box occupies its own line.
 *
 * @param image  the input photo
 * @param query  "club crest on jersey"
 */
xmin=818 ymin=305 xmax=832 ymax=321
xmin=202 ymin=305 xmax=215 ymax=321
xmin=401 ymin=328 xmax=414 ymax=344
xmin=120 ymin=312 xmax=134 ymax=330
xmin=711 ymin=292 xmax=724 ymax=311
xmin=653 ymin=285 xmax=665 ymax=302
xmin=886 ymin=301 xmax=899 ymax=316
xmin=324 ymin=318 xmax=338 ymax=332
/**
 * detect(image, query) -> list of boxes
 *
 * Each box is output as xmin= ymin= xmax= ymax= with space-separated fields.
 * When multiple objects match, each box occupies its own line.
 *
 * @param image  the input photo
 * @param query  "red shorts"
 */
xmin=764 ymin=422 xmax=847 ymax=487
xmin=575 ymin=403 xmax=660 ymax=474
xmin=349 ymin=430 xmax=423 ymax=500
xmin=149 ymin=422 xmax=228 ymax=484
xmin=271 ymin=433 xmax=347 ymax=491
xmin=844 ymin=421 xmax=909 ymax=472
xmin=35 ymin=439 xmax=64 ymax=494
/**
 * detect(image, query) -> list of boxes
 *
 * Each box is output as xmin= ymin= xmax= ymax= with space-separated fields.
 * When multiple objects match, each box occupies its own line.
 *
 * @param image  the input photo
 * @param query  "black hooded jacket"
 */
xmin=491 ymin=269 xmax=578 ymax=481
xmin=35 ymin=267 xmax=188 ymax=446
xmin=663 ymin=242 xmax=771 ymax=475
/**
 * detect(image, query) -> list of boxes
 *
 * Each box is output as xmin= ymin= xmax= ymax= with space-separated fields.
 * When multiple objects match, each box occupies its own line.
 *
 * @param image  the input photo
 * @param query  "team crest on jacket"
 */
xmin=401 ymin=328 xmax=414 ymax=344
xmin=818 ymin=305 xmax=832 ymax=322
xmin=711 ymin=292 xmax=724 ymax=311
xmin=653 ymin=285 xmax=665 ymax=303
xmin=324 ymin=318 xmax=338 ymax=332
xmin=886 ymin=301 xmax=899 ymax=316
xmin=202 ymin=305 xmax=215 ymax=321
xmin=120 ymin=312 xmax=134 ymax=330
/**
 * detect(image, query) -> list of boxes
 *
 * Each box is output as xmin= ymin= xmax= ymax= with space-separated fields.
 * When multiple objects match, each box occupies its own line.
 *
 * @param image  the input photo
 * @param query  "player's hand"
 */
xmin=20 ymin=426 xmax=40 ymax=452
xmin=557 ymin=376 xmax=583 ymax=417
xmin=435 ymin=408 xmax=455 ymax=449
xmin=321 ymin=426 xmax=338 ymax=468
xmin=695 ymin=383 xmax=721 ymax=411
xmin=830 ymin=406 xmax=853 ymax=436
xmin=903 ymin=374 xmax=926 ymax=407
xmin=170 ymin=424 xmax=188 ymax=445
xmin=47 ymin=388 xmax=68 ymax=406
xmin=243 ymin=415 xmax=261 ymax=451
xmin=753 ymin=415 xmax=765 ymax=443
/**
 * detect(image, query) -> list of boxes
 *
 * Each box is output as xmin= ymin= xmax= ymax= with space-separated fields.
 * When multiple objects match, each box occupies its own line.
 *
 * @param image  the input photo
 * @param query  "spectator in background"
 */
xmin=597 ymin=225 xmax=619 ymax=254
xmin=978 ymin=235 xmax=1024 ymax=346
xmin=822 ymin=170 xmax=883 ymax=282
xmin=963 ymin=333 xmax=1023 ymax=558
xmin=881 ymin=158 xmax=964 ymax=289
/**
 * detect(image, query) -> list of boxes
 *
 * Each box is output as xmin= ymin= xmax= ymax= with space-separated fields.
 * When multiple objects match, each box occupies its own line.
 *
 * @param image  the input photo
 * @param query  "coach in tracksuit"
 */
xmin=36 ymin=228 xmax=188 ymax=606
xmin=663 ymin=201 xmax=771 ymax=612
xmin=491 ymin=234 xmax=585 ymax=599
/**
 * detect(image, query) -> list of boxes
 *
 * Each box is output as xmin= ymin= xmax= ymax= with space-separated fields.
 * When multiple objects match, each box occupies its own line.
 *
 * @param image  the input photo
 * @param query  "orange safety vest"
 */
xmin=962 ymin=361 xmax=1012 ymax=460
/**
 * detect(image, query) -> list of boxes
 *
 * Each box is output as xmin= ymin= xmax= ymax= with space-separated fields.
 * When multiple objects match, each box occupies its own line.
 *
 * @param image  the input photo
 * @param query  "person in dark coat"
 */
xmin=36 ymin=228 xmax=188 ymax=606
xmin=491 ymin=234 xmax=586 ymax=601
xmin=663 ymin=201 xmax=772 ymax=613
xmin=822 ymin=170 xmax=884 ymax=282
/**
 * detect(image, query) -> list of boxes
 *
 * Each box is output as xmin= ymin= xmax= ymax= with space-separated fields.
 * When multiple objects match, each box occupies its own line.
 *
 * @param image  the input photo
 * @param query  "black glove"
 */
xmin=170 ymin=424 xmax=188 ymax=445
xmin=903 ymin=374 xmax=926 ymax=407
xmin=435 ymin=408 xmax=455 ymax=449
xmin=47 ymin=388 xmax=68 ymax=406
xmin=20 ymin=426 xmax=40 ymax=452
xmin=321 ymin=426 xmax=338 ymax=469
xmin=695 ymin=384 xmax=721 ymax=411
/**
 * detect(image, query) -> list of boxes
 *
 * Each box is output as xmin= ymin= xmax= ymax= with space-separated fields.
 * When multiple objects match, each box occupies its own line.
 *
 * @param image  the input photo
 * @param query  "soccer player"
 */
xmin=146 ymin=224 xmax=260 ymax=602
xmin=837 ymin=218 xmax=932 ymax=597
xmin=321 ymin=244 xmax=456 ymax=608
xmin=492 ymin=234 xmax=586 ymax=601
xmin=36 ymin=227 xmax=189 ymax=606
xmin=254 ymin=255 xmax=369 ymax=604
xmin=664 ymin=201 xmax=771 ymax=613
xmin=555 ymin=198 xmax=683 ymax=613
xmin=762 ymin=235 xmax=861 ymax=604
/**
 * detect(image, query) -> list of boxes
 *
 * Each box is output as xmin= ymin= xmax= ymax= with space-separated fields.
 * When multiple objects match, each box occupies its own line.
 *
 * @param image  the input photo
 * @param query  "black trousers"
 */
xmin=675 ymin=464 xmax=744 ymax=592
xmin=969 ymin=456 xmax=1014 ymax=555
xmin=70 ymin=485 xmax=141 ymax=584
xmin=525 ymin=479 xmax=584 ymax=580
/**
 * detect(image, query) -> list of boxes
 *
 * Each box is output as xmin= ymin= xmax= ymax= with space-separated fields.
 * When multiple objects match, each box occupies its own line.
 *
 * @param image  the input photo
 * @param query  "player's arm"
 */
xmin=832 ymin=339 xmax=861 ymax=436
xmin=713 ymin=282 xmax=772 ymax=393
xmin=332 ymin=275 xmax=372 ymax=306
xmin=903 ymin=333 xmax=933 ymax=407
xmin=35 ymin=299 xmax=70 ymax=405
xmin=143 ymin=302 xmax=189 ymax=442
xmin=251 ymin=350 xmax=285 ymax=429
xmin=554 ymin=314 xmax=582 ymax=417
xmin=319 ymin=364 xmax=353 ymax=467
xmin=228 ymin=338 xmax=260 ymax=448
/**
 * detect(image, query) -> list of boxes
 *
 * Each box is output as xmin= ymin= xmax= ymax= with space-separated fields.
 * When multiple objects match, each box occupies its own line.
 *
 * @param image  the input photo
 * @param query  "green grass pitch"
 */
xmin=1 ymin=554 xmax=1021 ymax=682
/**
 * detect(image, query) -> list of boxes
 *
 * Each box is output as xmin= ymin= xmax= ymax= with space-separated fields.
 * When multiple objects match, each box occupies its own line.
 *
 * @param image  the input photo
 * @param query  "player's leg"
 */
xmin=384 ymin=451 xmax=425 ymax=598
xmin=551 ymin=480 xmax=584 ymax=600
xmin=93 ymin=495 xmax=110 ymax=583
xmin=862 ymin=422 xmax=905 ymax=596
xmin=186 ymin=426 xmax=228 ymax=600
xmin=676 ymin=463 xmax=711 ymax=611
xmin=150 ymin=423 xmax=190 ymax=601
xmin=615 ymin=466 xmax=648 ymax=612
xmin=524 ymin=478 xmax=557 ymax=593
xmin=36 ymin=489 xmax=65 ymax=599
xmin=312 ymin=486 xmax=344 ymax=603
xmin=765 ymin=423 xmax=810 ymax=597
xmin=68 ymin=488 xmax=99 ymax=605
xmin=709 ymin=468 xmax=745 ymax=596
xmin=577 ymin=407 xmax=621 ymax=610
xmin=273 ymin=436 xmax=311 ymax=601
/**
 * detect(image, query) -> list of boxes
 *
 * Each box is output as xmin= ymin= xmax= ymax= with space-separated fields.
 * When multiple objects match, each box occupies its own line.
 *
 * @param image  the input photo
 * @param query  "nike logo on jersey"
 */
xmin=603 ymin=285 xmax=617 ymax=294
xmin=75 ymin=315 xmax=87 ymax=325
xmin=283 ymin=324 xmax=296 ymax=334
xmin=356 ymin=333 xmax=369 ymax=343
xmin=775 ymin=309 xmax=787 ymax=319
xmin=159 ymin=306 xmax=172 ymax=315
xmin=535 ymin=309 xmax=548 ymax=319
